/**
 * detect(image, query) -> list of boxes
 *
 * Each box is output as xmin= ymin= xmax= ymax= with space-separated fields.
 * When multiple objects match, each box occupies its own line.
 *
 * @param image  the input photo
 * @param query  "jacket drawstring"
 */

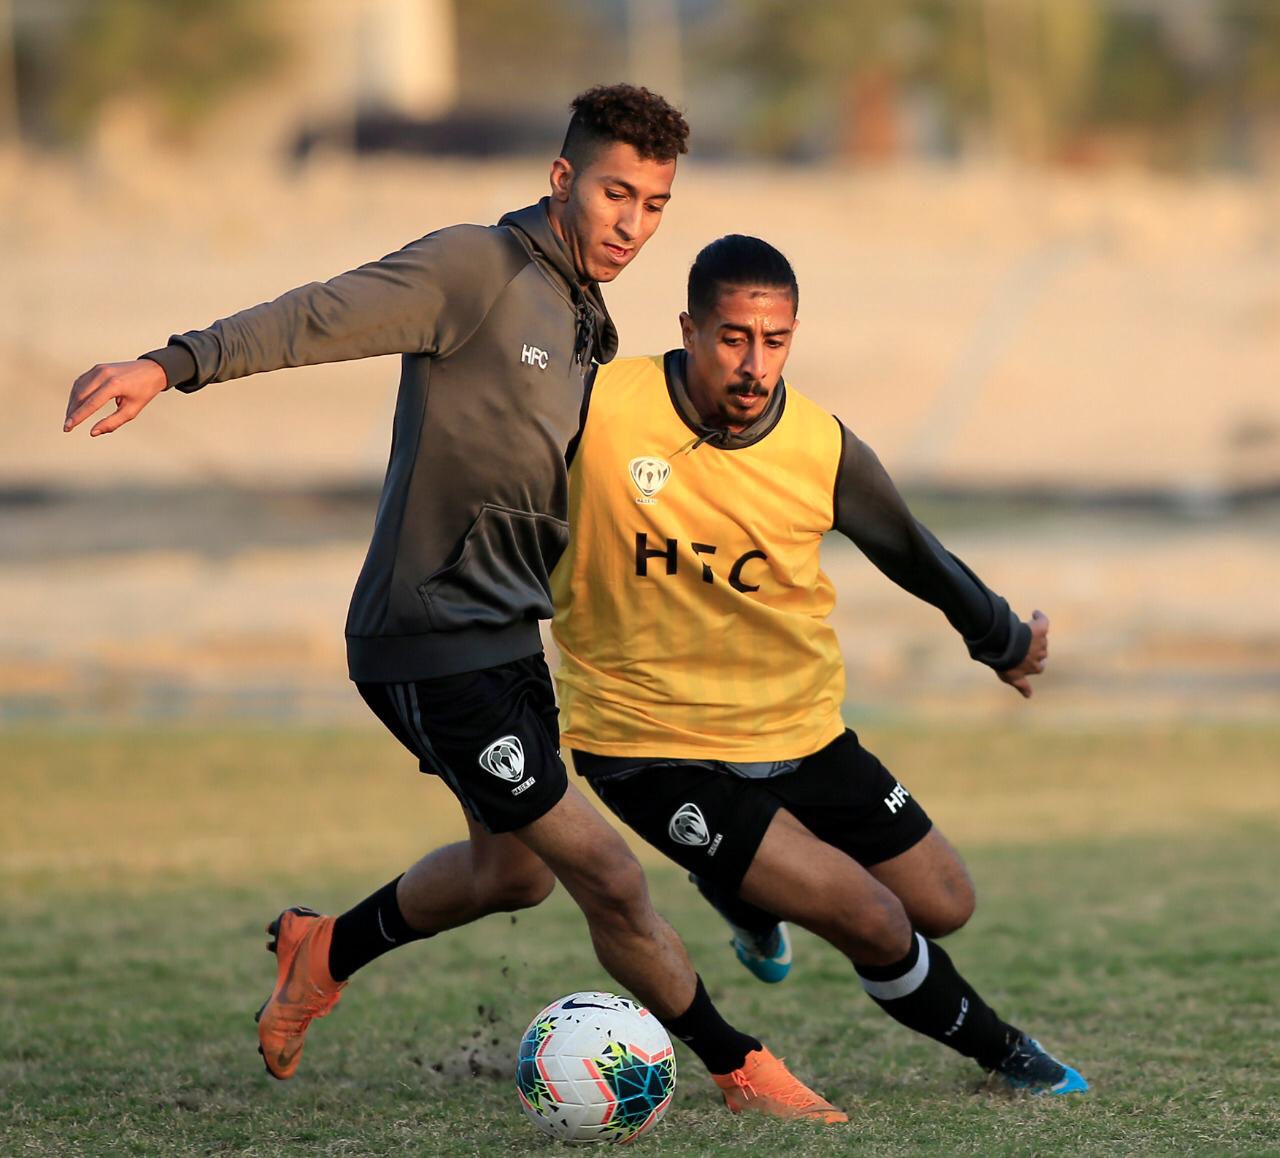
xmin=573 ymin=299 xmax=595 ymax=368
xmin=672 ymin=430 xmax=725 ymax=456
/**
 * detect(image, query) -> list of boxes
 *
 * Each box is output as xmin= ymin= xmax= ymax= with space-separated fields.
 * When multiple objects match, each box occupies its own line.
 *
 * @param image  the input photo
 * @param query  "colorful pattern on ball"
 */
xmin=590 ymin=1039 xmax=677 ymax=1141
xmin=515 ymin=1013 xmax=560 ymax=1116
xmin=515 ymin=992 xmax=677 ymax=1145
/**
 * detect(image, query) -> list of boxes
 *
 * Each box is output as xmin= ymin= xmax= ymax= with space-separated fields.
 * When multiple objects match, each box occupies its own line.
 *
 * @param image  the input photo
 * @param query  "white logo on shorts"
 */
xmin=884 ymin=782 xmax=911 ymax=814
xmin=479 ymin=735 xmax=525 ymax=782
xmin=668 ymin=802 xmax=710 ymax=847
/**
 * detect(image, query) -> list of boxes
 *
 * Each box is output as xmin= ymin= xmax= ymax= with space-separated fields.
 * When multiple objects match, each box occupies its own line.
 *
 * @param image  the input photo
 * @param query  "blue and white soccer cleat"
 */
xmin=688 ymin=873 xmax=793 ymax=984
xmin=728 ymin=921 xmax=793 ymax=984
xmin=995 ymin=1033 xmax=1089 ymax=1095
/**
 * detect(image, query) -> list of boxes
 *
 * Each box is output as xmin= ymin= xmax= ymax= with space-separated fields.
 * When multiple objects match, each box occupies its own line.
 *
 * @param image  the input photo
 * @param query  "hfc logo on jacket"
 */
xmin=521 ymin=344 xmax=549 ymax=369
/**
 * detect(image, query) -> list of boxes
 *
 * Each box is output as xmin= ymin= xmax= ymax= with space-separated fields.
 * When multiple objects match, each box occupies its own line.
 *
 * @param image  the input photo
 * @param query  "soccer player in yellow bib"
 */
xmin=551 ymin=234 xmax=1088 ymax=1096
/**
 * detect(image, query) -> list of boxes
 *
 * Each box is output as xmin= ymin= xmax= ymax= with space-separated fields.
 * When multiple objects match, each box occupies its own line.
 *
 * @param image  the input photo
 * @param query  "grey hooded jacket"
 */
xmin=144 ymin=200 xmax=617 ymax=682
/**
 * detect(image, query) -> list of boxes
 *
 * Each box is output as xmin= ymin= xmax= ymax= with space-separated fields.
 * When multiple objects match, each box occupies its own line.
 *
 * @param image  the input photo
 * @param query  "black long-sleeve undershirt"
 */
xmin=832 ymin=424 xmax=1030 ymax=671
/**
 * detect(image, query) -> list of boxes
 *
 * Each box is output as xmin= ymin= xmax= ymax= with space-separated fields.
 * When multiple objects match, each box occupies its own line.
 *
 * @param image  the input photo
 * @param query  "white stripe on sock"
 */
xmin=859 ymin=933 xmax=931 ymax=1001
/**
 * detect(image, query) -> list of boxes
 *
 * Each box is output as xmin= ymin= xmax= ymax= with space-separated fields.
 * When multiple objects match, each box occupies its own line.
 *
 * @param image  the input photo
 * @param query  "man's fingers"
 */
xmin=1000 ymin=670 xmax=1033 ymax=697
xmin=65 ymin=368 xmax=107 ymax=429
xmin=89 ymin=399 xmax=138 ymax=437
xmin=64 ymin=381 xmax=120 ymax=432
xmin=998 ymin=668 xmax=1035 ymax=698
xmin=64 ymin=391 xmax=106 ymax=432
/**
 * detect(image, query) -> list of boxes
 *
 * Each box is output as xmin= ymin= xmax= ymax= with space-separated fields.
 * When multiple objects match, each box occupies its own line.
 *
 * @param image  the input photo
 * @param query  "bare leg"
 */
xmin=328 ymin=785 xmax=843 ymax=1105
xmin=867 ymin=827 xmax=976 ymax=938
xmin=395 ymin=811 xmax=556 ymax=934
xmin=396 ymin=785 xmax=696 ymax=1018
xmin=736 ymin=808 xmax=1023 ymax=1072
xmin=738 ymin=808 xmax=913 ymax=966
xmin=513 ymin=784 xmax=696 ymax=1019
xmin=693 ymin=821 xmax=975 ymax=961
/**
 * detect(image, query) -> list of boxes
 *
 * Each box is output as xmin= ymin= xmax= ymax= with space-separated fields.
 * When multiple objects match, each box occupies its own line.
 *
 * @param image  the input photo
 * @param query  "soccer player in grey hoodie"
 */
xmin=63 ymin=86 xmax=845 ymax=1123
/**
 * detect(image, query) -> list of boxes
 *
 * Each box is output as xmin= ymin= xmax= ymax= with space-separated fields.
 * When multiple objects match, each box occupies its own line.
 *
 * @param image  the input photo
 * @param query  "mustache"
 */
xmin=729 ymin=380 xmax=767 ymax=397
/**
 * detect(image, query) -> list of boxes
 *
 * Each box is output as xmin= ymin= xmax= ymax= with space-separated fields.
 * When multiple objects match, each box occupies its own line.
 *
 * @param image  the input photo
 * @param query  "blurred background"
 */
xmin=1 ymin=0 xmax=1277 ymax=727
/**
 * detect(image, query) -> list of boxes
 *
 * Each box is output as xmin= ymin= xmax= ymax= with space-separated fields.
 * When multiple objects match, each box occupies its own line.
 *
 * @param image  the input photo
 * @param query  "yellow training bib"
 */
xmin=552 ymin=354 xmax=847 ymax=760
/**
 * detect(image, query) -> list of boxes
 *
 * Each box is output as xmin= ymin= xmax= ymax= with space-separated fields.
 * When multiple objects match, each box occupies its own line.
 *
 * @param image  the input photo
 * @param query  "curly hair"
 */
xmin=560 ymin=84 xmax=689 ymax=169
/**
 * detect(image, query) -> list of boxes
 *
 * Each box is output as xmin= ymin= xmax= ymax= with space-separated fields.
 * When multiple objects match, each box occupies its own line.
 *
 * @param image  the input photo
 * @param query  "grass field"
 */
xmin=3 ymin=724 xmax=1278 ymax=1155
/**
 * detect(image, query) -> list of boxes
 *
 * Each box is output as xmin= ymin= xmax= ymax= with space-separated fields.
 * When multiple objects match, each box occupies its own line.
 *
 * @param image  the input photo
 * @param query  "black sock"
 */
xmin=689 ymin=873 xmax=780 ymax=939
xmin=856 ymin=933 xmax=1019 ymax=1069
xmin=328 ymin=875 xmax=432 ymax=982
xmin=658 ymin=975 xmax=761 ymax=1075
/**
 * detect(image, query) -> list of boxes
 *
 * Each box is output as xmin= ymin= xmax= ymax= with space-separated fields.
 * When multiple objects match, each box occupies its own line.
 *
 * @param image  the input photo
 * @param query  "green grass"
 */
xmin=3 ymin=725 xmax=1279 ymax=1155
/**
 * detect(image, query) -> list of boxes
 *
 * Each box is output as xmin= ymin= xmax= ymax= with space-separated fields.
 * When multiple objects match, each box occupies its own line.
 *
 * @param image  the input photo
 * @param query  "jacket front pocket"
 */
xmin=417 ymin=503 xmax=569 ymax=631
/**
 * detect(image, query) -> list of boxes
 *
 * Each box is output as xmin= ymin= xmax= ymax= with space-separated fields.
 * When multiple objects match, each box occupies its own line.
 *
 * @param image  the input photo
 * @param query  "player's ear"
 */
xmin=679 ymin=311 xmax=696 ymax=351
xmin=549 ymin=157 xmax=575 ymax=203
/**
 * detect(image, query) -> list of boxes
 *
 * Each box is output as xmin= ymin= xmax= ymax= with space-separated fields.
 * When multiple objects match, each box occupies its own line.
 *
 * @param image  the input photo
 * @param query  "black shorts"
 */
xmin=357 ymin=653 xmax=568 ymax=834
xmin=573 ymin=730 xmax=932 ymax=891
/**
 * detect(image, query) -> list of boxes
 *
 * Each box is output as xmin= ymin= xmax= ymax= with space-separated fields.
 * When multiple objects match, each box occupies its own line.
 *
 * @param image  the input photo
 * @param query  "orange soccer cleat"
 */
xmin=713 ymin=1046 xmax=848 ymax=1123
xmin=255 ymin=906 xmax=347 ymax=1080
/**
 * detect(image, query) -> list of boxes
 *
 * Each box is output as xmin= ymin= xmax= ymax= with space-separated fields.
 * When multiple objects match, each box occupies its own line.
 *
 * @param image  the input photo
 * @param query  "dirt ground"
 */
xmin=4 ymin=153 xmax=1278 ymax=492
xmin=2 ymin=155 xmax=1277 ymax=723
xmin=2 ymin=496 xmax=1276 ymax=725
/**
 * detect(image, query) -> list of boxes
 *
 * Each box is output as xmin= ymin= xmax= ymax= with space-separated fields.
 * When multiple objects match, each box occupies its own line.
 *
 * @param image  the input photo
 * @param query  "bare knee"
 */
xmin=516 ymin=785 xmax=655 ymax=927
xmin=476 ymin=862 xmax=556 ymax=912
xmin=913 ymin=876 xmax=976 ymax=939
xmin=567 ymin=848 xmax=653 ymax=929
xmin=821 ymin=892 xmax=913 ymax=968
xmin=916 ymin=899 xmax=975 ymax=939
xmin=857 ymin=895 xmax=915 ymax=965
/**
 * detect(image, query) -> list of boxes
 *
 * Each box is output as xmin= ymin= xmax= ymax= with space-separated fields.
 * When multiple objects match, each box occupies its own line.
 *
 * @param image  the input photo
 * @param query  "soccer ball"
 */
xmin=516 ymin=991 xmax=677 ymax=1144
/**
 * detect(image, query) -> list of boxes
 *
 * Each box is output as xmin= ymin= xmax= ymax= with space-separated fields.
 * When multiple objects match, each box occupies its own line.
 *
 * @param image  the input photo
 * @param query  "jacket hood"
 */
xmin=663 ymin=349 xmax=787 ymax=449
xmin=499 ymin=200 xmax=619 ymax=364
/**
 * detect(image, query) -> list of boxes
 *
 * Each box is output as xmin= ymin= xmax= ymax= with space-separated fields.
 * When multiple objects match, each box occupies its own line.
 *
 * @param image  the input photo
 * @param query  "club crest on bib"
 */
xmin=668 ymin=802 xmax=710 ymax=847
xmin=629 ymin=456 xmax=672 ymax=503
xmin=479 ymin=735 xmax=525 ymax=782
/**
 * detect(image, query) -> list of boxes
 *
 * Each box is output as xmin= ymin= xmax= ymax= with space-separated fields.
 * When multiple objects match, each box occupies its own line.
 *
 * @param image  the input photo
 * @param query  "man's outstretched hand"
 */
xmin=64 ymin=359 xmax=168 ymax=437
xmin=997 ymin=609 xmax=1049 ymax=699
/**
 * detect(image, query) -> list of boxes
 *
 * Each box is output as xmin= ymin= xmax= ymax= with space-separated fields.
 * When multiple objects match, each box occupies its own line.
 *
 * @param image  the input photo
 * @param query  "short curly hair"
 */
xmin=560 ymin=84 xmax=689 ymax=170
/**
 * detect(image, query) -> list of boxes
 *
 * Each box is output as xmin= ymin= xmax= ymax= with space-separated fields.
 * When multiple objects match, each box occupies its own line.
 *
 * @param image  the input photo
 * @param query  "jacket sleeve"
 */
xmin=145 ymin=224 xmax=520 ymax=393
xmin=832 ymin=421 xmax=1031 ymax=671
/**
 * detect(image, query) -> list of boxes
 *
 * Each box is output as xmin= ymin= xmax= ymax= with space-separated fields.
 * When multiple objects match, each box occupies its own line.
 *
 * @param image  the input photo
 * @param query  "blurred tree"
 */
xmin=12 ymin=0 xmax=1279 ymax=166
xmin=0 ymin=0 xmax=17 ymax=145
xmin=692 ymin=0 xmax=924 ymax=159
xmin=53 ymin=0 xmax=284 ymax=144
xmin=453 ymin=0 xmax=614 ymax=116
xmin=980 ymin=0 xmax=1050 ymax=160
xmin=1233 ymin=0 xmax=1280 ymax=105
xmin=692 ymin=0 xmax=1280 ymax=169
xmin=1090 ymin=10 xmax=1191 ymax=129
xmin=1224 ymin=0 xmax=1280 ymax=167
xmin=1041 ymin=0 xmax=1106 ymax=136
